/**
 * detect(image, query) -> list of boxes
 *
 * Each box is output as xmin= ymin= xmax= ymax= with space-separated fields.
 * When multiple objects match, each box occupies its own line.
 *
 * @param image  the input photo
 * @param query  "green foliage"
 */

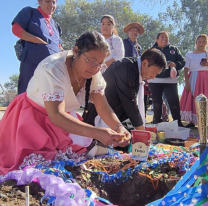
xmin=53 ymin=0 xmax=168 ymax=50
xmin=159 ymin=0 xmax=208 ymax=53
xmin=0 ymin=74 xmax=18 ymax=106
xmin=4 ymin=74 xmax=18 ymax=91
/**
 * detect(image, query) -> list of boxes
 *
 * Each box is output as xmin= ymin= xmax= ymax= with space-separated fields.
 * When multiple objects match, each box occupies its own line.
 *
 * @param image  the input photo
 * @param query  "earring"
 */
xmin=73 ymin=56 xmax=75 ymax=59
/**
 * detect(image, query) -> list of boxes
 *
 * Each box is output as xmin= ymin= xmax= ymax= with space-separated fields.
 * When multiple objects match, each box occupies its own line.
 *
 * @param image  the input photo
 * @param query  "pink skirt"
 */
xmin=180 ymin=71 xmax=208 ymax=124
xmin=0 ymin=93 xmax=86 ymax=175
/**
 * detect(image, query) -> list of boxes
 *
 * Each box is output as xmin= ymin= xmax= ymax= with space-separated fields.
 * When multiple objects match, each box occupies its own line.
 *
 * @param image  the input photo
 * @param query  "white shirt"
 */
xmin=105 ymin=34 xmax=124 ymax=62
xmin=27 ymin=50 xmax=106 ymax=112
xmin=185 ymin=51 xmax=208 ymax=71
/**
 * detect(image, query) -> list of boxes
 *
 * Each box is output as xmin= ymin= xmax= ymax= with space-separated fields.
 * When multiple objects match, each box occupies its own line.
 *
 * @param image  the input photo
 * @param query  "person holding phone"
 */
xmin=180 ymin=34 xmax=208 ymax=128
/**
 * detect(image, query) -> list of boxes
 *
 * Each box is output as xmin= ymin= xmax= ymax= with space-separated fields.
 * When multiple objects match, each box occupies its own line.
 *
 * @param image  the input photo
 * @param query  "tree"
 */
xmin=157 ymin=0 xmax=208 ymax=84
xmin=0 ymin=74 xmax=18 ymax=106
xmin=4 ymin=74 xmax=18 ymax=91
xmin=53 ymin=0 xmax=169 ymax=50
xmin=137 ymin=0 xmax=172 ymax=7
xmin=159 ymin=0 xmax=208 ymax=53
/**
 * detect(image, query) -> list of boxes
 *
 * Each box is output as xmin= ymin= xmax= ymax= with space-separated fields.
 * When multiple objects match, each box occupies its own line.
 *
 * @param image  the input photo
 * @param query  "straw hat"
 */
xmin=123 ymin=22 xmax=145 ymax=34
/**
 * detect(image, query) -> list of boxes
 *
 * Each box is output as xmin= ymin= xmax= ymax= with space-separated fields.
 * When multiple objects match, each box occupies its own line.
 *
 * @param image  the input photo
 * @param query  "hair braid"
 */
xmin=83 ymin=78 xmax=92 ymax=122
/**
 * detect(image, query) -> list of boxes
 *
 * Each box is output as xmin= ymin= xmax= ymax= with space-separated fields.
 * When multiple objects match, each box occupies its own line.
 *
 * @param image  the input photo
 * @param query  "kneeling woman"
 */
xmin=0 ymin=31 xmax=130 ymax=175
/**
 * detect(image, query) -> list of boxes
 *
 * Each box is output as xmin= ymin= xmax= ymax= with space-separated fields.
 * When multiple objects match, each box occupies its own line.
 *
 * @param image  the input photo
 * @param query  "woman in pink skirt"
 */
xmin=0 ymin=31 xmax=131 ymax=175
xmin=180 ymin=34 xmax=208 ymax=127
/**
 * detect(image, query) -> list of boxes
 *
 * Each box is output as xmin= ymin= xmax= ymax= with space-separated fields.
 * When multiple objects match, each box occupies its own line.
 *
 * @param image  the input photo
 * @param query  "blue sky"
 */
xmin=1 ymin=0 xmax=184 ymax=93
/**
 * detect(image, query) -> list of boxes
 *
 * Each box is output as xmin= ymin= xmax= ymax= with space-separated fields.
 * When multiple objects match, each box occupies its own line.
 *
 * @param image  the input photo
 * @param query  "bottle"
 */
xmin=170 ymin=67 xmax=177 ymax=78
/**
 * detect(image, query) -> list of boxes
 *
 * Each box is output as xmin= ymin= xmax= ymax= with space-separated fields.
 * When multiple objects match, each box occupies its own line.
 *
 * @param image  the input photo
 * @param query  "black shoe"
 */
xmin=185 ymin=123 xmax=195 ymax=128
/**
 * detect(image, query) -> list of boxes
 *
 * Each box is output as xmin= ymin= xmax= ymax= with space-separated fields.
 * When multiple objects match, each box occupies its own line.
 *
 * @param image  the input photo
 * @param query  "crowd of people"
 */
xmin=0 ymin=0 xmax=208 ymax=175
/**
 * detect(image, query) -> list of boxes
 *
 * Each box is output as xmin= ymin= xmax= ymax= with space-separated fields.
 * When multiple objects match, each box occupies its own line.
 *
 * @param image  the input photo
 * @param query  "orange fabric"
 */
xmin=12 ymin=22 xmax=23 ymax=38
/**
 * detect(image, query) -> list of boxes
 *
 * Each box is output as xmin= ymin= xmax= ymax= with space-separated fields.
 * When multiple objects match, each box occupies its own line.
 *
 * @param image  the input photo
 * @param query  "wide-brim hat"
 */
xmin=123 ymin=22 xmax=145 ymax=34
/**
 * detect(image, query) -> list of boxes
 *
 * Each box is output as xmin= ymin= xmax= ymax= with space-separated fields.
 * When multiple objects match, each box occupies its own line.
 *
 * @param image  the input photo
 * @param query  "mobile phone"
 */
xmin=200 ymin=58 xmax=208 ymax=65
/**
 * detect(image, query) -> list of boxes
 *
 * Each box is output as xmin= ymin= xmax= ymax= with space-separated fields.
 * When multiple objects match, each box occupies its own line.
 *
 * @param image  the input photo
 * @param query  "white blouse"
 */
xmin=27 ymin=50 xmax=106 ymax=112
xmin=105 ymin=34 xmax=124 ymax=62
xmin=185 ymin=51 xmax=208 ymax=72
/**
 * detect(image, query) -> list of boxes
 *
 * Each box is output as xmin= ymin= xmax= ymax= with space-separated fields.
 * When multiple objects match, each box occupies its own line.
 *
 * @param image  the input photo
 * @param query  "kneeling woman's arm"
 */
xmin=91 ymin=92 xmax=131 ymax=146
xmin=44 ymin=100 xmax=130 ymax=147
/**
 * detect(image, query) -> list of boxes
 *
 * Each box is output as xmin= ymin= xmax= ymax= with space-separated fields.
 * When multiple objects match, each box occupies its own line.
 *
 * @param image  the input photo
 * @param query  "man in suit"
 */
xmin=83 ymin=49 xmax=166 ymax=131
xmin=123 ymin=22 xmax=145 ymax=57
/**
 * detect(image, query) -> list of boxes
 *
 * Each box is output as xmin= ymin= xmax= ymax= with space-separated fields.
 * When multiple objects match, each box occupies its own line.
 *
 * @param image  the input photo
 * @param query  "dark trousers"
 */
xmin=148 ymin=83 xmax=182 ymax=124
xmin=18 ymin=62 xmax=38 ymax=94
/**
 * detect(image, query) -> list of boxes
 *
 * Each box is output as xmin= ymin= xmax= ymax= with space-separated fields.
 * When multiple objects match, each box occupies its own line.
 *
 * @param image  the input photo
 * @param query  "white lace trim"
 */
xmin=42 ymin=94 xmax=64 ymax=101
xmin=91 ymin=88 xmax=104 ymax=93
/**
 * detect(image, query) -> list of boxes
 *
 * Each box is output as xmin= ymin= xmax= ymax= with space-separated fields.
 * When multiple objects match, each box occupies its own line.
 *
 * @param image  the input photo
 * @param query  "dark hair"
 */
xmin=196 ymin=34 xmax=208 ymax=45
xmin=75 ymin=31 xmax=110 ymax=56
xmin=75 ymin=31 xmax=110 ymax=121
xmin=101 ymin=15 xmax=118 ymax=36
xmin=141 ymin=48 xmax=166 ymax=70
xmin=156 ymin=31 xmax=169 ymax=39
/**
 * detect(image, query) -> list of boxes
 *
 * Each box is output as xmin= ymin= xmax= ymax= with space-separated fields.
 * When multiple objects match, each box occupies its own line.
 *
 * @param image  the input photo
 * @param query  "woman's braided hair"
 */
xmin=74 ymin=31 xmax=110 ymax=122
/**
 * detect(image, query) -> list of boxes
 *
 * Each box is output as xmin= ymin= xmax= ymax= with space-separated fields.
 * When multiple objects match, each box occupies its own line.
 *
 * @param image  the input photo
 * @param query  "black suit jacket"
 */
xmin=83 ymin=58 xmax=143 ymax=128
xmin=102 ymin=57 xmax=143 ymax=127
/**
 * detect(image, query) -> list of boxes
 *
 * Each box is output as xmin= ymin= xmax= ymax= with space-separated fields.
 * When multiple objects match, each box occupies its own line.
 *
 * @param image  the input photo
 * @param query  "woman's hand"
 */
xmin=185 ymin=81 xmax=191 ymax=92
xmin=116 ymin=126 xmax=131 ymax=147
xmin=97 ymin=127 xmax=130 ymax=148
xmin=167 ymin=61 xmax=176 ymax=68
xmin=34 ymin=36 xmax=47 ymax=44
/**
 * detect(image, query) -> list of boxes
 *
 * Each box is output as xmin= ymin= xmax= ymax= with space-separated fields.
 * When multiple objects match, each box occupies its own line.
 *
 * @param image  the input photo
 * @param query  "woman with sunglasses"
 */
xmin=0 ymin=31 xmax=131 ymax=175
xmin=12 ymin=0 xmax=63 ymax=94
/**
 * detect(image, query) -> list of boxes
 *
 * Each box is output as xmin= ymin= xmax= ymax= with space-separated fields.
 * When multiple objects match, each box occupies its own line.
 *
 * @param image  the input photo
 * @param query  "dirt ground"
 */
xmin=0 ymin=109 xmax=200 ymax=206
xmin=0 ymin=163 xmax=180 ymax=206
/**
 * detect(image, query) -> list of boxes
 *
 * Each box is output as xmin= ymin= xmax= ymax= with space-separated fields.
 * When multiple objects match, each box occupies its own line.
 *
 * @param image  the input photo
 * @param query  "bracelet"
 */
xmin=115 ymin=123 xmax=123 ymax=132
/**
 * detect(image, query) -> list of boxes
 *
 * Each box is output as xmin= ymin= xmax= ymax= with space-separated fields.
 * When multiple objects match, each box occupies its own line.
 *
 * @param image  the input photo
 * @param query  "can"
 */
xmin=157 ymin=130 xmax=166 ymax=143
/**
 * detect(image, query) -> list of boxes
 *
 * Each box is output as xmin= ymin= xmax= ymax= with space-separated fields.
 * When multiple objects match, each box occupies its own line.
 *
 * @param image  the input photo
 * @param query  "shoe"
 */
xmin=185 ymin=123 xmax=195 ymax=128
xmin=178 ymin=123 xmax=185 ymax=127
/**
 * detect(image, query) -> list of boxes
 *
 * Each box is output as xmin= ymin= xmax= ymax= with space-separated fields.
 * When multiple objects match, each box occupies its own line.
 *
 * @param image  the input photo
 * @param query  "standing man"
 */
xmin=123 ymin=22 xmax=145 ymax=57
xmin=123 ymin=22 xmax=151 ymax=117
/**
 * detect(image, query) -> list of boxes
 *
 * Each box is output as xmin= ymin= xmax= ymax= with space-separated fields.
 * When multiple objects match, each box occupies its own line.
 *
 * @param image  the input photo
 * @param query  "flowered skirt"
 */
xmin=0 ymin=93 xmax=86 ymax=175
xmin=180 ymin=71 xmax=208 ymax=124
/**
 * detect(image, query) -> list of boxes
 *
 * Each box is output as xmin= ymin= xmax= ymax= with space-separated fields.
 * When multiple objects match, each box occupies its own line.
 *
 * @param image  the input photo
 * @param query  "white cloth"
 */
xmin=94 ymin=115 xmax=109 ymax=128
xmin=27 ymin=50 xmax=106 ymax=147
xmin=68 ymin=110 xmax=92 ymax=147
xmin=185 ymin=51 xmax=208 ymax=72
xmin=105 ymin=34 xmax=124 ymax=62
xmin=137 ymin=57 xmax=145 ymax=125
xmin=157 ymin=120 xmax=178 ymax=132
xmin=148 ymin=77 xmax=177 ymax=84
xmin=185 ymin=51 xmax=208 ymax=95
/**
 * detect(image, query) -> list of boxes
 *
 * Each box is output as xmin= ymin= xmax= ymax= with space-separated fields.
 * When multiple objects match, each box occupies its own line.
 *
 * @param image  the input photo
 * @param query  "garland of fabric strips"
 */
xmin=145 ymin=146 xmax=208 ymax=206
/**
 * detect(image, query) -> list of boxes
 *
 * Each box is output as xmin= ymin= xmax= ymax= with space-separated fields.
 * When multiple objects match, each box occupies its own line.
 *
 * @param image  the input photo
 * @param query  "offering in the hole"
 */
xmin=131 ymin=130 xmax=151 ymax=161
